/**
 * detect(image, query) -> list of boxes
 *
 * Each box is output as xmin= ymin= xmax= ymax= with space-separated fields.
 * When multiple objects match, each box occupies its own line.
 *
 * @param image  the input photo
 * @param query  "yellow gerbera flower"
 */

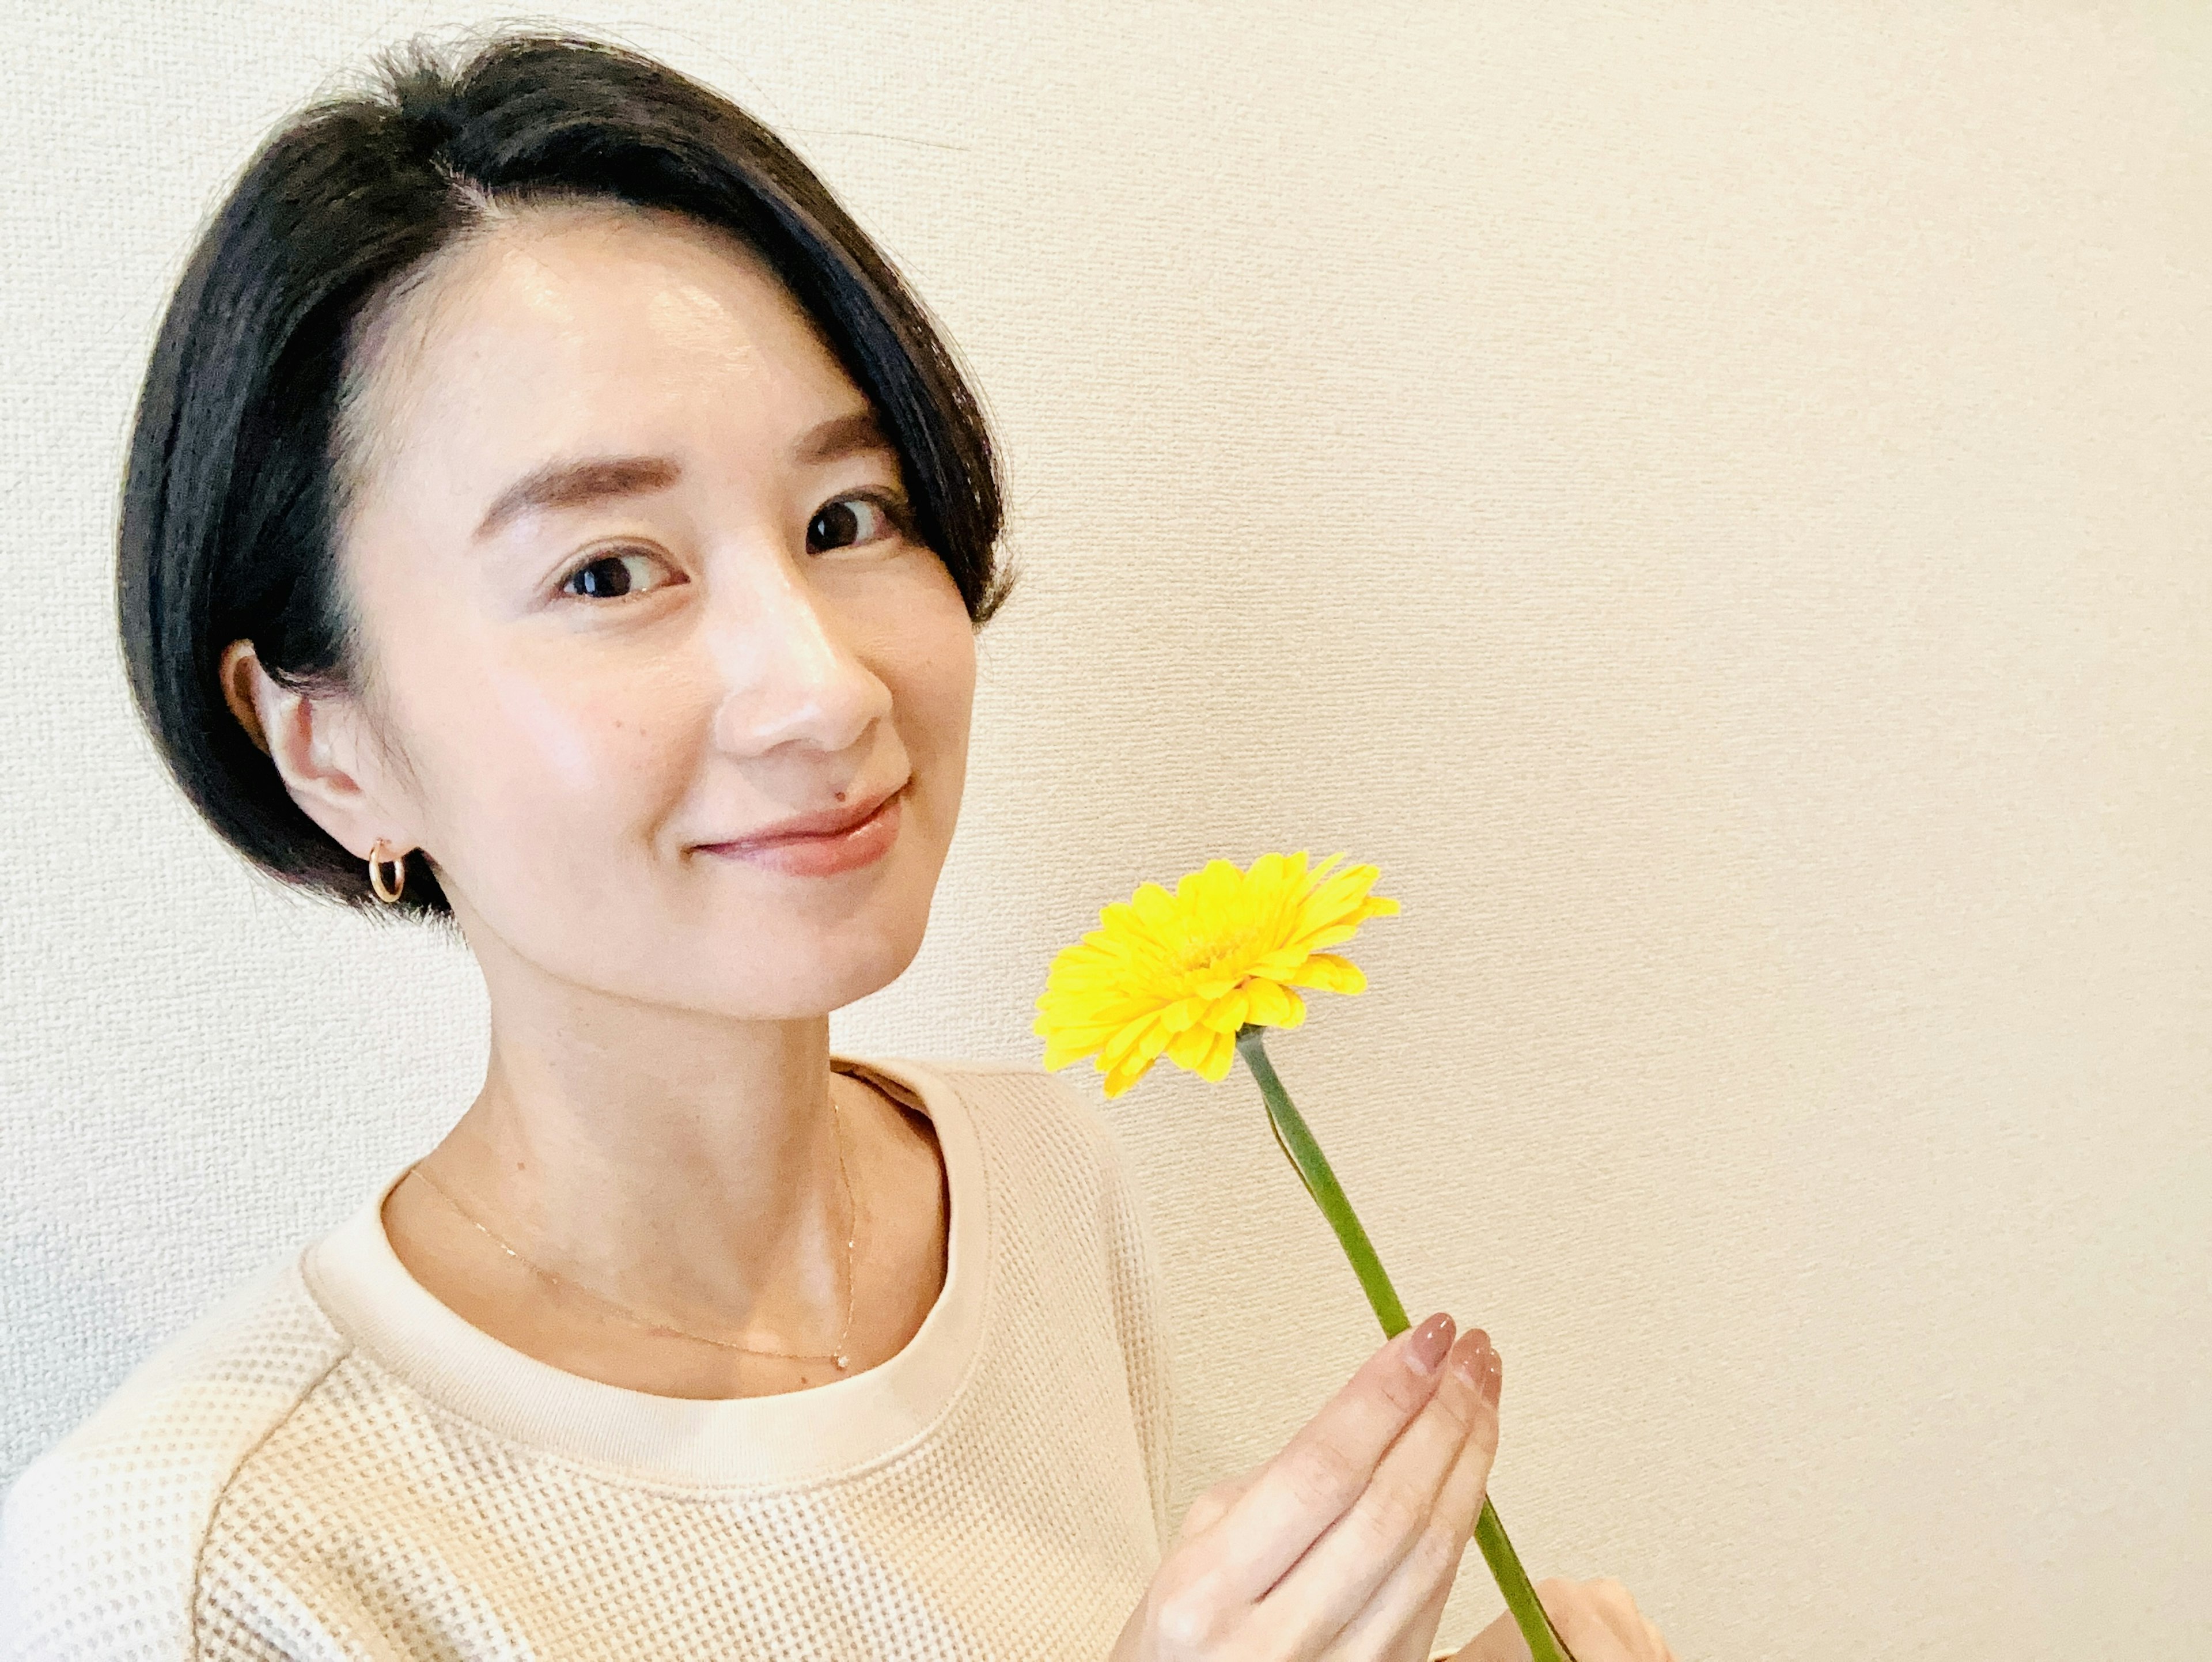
xmin=1032 ymin=850 xmax=1400 ymax=1097
xmin=1029 ymin=847 xmax=1573 ymax=1662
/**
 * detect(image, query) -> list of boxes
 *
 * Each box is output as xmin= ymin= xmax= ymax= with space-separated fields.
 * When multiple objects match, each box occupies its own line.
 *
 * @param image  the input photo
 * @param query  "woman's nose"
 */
xmin=702 ymin=549 xmax=891 ymax=761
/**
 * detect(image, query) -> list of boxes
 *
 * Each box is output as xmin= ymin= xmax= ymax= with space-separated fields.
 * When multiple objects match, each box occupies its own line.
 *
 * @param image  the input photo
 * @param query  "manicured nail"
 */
xmin=1407 ymin=1311 xmax=1455 ymax=1375
xmin=1448 ymin=1327 xmax=1492 ymax=1387
xmin=1480 ymin=1346 xmax=1503 ymax=1406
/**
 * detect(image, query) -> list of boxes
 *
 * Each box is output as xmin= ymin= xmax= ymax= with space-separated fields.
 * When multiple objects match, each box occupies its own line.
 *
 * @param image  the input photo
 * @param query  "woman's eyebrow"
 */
xmin=471 ymin=416 xmax=889 ymax=542
xmin=473 ymin=456 xmax=681 ymax=541
xmin=793 ymin=408 xmax=893 ymax=467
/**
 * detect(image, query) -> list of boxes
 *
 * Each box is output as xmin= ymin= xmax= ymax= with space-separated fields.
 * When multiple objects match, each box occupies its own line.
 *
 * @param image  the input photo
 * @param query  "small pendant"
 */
xmin=834 ymin=1352 xmax=850 ymax=1371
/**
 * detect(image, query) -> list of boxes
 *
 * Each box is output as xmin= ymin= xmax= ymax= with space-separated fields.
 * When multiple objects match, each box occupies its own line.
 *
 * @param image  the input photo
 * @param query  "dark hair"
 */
xmin=119 ymin=31 xmax=1014 ymax=921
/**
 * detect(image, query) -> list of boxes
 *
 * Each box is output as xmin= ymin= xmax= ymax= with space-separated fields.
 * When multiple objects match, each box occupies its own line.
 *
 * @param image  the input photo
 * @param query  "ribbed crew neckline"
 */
xmin=299 ymin=1053 xmax=990 ymax=1490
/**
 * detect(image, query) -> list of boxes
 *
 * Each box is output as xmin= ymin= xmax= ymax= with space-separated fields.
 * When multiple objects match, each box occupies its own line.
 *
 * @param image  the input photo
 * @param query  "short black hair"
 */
xmin=119 ymin=31 xmax=1014 ymax=921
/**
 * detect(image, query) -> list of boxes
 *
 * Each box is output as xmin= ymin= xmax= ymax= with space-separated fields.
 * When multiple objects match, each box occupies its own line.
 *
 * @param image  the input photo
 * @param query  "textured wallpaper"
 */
xmin=2 ymin=3 xmax=2206 ymax=1657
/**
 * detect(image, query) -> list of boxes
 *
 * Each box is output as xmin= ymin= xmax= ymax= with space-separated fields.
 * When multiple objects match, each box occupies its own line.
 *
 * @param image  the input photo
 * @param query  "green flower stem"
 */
xmin=1234 ymin=1024 xmax=1577 ymax=1662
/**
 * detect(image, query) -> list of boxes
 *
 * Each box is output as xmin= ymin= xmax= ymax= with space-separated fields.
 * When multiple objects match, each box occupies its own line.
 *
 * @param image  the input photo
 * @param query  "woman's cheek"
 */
xmin=907 ymin=601 xmax=973 ymax=728
xmin=468 ymin=655 xmax=688 ymax=834
xmin=911 ymin=612 xmax=978 ymax=788
xmin=503 ymin=639 xmax=629 ymax=763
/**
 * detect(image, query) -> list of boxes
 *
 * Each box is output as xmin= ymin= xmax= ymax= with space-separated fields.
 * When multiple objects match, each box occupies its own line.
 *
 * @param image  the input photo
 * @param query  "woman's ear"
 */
xmin=217 ymin=638 xmax=274 ymax=757
xmin=217 ymin=638 xmax=407 ymax=861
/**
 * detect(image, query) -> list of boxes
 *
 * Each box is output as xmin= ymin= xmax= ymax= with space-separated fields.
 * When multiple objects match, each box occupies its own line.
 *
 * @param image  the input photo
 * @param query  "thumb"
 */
xmin=1441 ymin=1601 xmax=1538 ymax=1662
xmin=1444 ymin=1580 xmax=1598 ymax=1662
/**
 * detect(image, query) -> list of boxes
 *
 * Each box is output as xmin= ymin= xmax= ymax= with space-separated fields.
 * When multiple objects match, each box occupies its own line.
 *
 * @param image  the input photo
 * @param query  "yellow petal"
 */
xmin=1164 ymin=1022 xmax=1217 ymax=1071
xmin=1097 ymin=1017 xmax=1155 ymax=1072
xmin=1241 ymin=978 xmax=1299 ymax=1027
xmin=1282 ymin=953 xmax=1366 ymax=994
xmin=1103 ymin=1054 xmax=1153 ymax=1097
xmin=1202 ymin=987 xmax=1251 ymax=1033
xmin=1132 ymin=1021 xmax=1177 ymax=1067
xmin=1031 ymin=849 xmax=1399 ymax=1091
xmin=1199 ymin=1025 xmax=1237 ymax=1080
xmin=1129 ymin=881 xmax=1179 ymax=931
xmin=1158 ymin=995 xmax=1207 ymax=1035
xmin=1040 ymin=1034 xmax=1093 ymax=1071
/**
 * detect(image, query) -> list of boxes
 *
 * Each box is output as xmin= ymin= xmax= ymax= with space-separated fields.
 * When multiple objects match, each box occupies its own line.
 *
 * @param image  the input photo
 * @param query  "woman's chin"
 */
xmin=665 ymin=918 xmax=930 ymax=1017
xmin=449 ymin=865 xmax=937 ymax=1016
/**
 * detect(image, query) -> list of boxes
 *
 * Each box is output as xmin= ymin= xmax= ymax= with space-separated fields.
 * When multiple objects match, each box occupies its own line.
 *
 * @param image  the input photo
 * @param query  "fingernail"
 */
xmin=1480 ymin=1346 xmax=1503 ymax=1405
xmin=1448 ymin=1327 xmax=1491 ymax=1386
xmin=1407 ymin=1311 xmax=1455 ymax=1375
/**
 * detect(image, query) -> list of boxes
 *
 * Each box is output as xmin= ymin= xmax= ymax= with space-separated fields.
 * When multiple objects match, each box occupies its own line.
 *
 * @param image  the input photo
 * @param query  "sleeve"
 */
xmin=1 ymin=1415 xmax=212 ymax=1661
xmin=5 ymin=1435 xmax=379 ymax=1662
xmin=0 ymin=1259 xmax=344 ymax=1661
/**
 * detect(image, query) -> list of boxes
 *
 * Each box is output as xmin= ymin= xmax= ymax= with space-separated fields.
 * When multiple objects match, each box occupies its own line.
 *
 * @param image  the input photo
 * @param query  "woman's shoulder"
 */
xmin=0 ymin=1246 xmax=350 ymax=1659
xmin=877 ymin=1053 xmax=1135 ymax=1184
xmin=888 ymin=1054 xmax=1162 ymax=1278
xmin=895 ymin=1057 xmax=1176 ymax=1538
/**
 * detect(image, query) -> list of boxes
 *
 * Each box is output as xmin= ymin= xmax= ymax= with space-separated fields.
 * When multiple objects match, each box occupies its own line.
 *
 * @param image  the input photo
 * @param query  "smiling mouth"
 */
xmin=692 ymin=782 xmax=907 ymax=866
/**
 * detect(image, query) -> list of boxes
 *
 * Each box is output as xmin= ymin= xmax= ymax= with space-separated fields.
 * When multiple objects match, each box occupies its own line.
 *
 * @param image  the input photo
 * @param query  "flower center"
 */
xmin=1184 ymin=929 xmax=1257 ymax=976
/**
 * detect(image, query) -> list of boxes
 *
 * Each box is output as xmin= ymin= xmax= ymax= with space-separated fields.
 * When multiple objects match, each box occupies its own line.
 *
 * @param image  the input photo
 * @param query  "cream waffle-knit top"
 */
xmin=0 ymin=1055 xmax=1175 ymax=1660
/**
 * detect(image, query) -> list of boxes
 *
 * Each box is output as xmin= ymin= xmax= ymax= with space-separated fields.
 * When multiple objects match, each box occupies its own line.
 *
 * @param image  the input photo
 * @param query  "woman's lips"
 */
xmin=697 ymin=786 xmax=904 ymax=876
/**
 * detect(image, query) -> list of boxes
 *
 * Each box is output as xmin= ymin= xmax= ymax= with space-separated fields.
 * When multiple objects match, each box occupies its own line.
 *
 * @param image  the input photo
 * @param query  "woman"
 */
xmin=0 ymin=32 xmax=1673 ymax=1662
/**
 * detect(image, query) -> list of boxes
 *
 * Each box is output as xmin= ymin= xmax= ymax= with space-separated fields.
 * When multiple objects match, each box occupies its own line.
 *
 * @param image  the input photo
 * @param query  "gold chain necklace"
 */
xmin=405 ymin=1084 xmax=859 ymax=1371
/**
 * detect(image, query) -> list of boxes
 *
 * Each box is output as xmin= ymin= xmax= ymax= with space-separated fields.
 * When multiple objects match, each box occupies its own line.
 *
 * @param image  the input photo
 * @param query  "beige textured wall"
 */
xmin=2 ymin=3 xmax=2206 ymax=1656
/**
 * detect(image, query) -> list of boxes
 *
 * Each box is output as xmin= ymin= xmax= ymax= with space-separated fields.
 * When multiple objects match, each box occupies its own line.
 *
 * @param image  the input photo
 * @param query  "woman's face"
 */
xmin=320 ymin=199 xmax=976 ymax=1019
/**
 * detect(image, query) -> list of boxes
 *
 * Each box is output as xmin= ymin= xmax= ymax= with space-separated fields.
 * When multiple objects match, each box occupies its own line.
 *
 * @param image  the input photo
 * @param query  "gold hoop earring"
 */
xmin=367 ymin=841 xmax=407 ymax=905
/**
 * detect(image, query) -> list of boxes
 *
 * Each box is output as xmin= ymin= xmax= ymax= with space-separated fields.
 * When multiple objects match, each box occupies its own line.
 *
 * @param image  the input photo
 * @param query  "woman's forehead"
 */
xmin=338 ymin=200 xmax=859 ymax=512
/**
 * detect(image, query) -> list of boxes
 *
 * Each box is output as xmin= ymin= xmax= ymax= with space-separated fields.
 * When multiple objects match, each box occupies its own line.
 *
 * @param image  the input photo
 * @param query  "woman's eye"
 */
xmin=807 ymin=495 xmax=903 ymax=554
xmin=559 ymin=550 xmax=672 ymax=601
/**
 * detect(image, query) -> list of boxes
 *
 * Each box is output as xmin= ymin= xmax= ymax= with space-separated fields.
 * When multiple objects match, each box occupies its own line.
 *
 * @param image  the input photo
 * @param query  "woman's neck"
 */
xmin=381 ymin=953 xmax=949 ymax=1397
xmin=449 ymin=1003 xmax=847 ymax=1326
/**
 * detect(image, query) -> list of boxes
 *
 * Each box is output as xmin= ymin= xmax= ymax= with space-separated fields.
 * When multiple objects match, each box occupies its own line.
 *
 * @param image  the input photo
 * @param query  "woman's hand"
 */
xmin=1445 ymin=1577 xmax=1677 ymax=1662
xmin=1111 ymin=1311 xmax=1502 ymax=1662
